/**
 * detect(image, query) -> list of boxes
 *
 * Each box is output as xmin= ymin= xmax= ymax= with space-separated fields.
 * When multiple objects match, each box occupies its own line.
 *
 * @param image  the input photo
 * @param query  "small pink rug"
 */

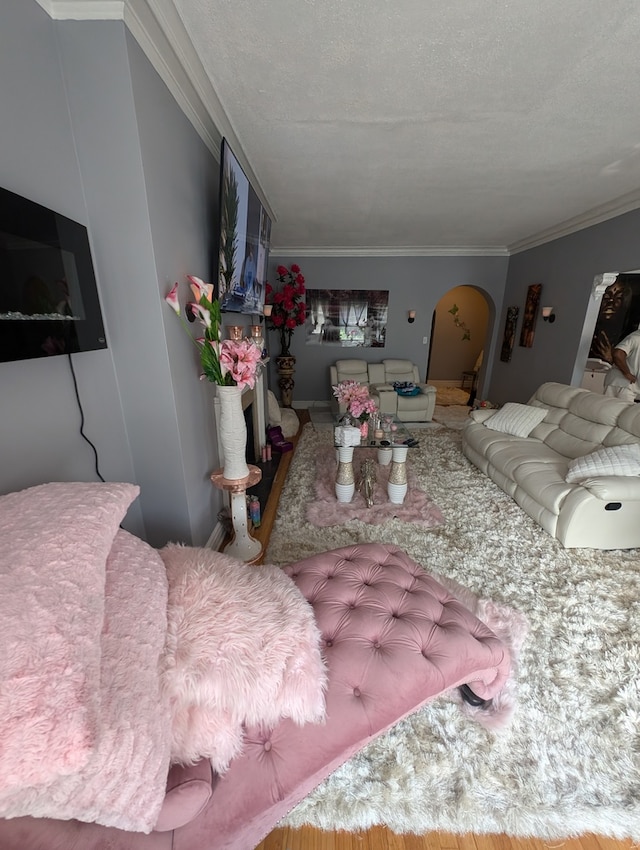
xmin=307 ymin=446 xmax=444 ymax=528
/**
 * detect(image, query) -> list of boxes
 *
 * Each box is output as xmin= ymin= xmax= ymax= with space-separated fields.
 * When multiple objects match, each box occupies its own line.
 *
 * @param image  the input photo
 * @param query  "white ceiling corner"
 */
xmin=39 ymin=0 xmax=640 ymax=256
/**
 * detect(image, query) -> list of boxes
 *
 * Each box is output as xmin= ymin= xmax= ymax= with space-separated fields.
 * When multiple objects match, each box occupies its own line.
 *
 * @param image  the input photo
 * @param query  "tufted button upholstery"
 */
xmin=173 ymin=543 xmax=510 ymax=850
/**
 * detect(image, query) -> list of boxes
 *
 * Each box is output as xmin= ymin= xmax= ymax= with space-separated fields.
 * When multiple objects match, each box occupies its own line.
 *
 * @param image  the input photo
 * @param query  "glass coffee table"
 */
xmin=333 ymin=417 xmax=419 ymax=505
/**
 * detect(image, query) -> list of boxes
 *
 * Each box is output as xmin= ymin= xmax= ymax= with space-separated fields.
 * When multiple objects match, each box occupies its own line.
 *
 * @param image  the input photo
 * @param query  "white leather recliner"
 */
xmin=369 ymin=360 xmax=436 ymax=422
xmin=329 ymin=360 xmax=371 ymax=415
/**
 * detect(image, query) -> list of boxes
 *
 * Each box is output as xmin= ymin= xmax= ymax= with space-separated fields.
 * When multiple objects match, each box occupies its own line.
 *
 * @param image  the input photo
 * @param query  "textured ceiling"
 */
xmin=169 ymin=0 xmax=640 ymax=252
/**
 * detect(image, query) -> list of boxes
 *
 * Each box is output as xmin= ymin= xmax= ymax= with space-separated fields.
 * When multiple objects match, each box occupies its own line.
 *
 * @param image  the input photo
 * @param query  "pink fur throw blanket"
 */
xmin=0 ymin=483 xmax=172 ymax=832
xmin=159 ymin=545 xmax=327 ymax=773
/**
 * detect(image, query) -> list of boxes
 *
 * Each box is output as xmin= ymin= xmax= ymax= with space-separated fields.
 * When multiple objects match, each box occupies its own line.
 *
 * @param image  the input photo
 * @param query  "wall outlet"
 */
xmin=422 ymin=336 xmax=429 ymax=345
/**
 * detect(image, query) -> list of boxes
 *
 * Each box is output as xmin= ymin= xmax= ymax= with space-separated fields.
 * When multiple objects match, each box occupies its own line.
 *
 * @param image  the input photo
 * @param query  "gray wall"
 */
xmin=266 ymin=255 xmax=509 ymax=403
xmin=492 ymin=209 xmax=640 ymax=405
xmin=0 ymin=1 xmax=222 ymax=547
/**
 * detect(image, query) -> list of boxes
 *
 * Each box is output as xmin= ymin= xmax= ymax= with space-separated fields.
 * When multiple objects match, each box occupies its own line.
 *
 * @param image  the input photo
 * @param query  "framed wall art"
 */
xmin=519 ymin=283 xmax=542 ymax=348
xmin=500 ymin=306 xmax=519 ymax=362
xmin=304 ymin=289 xmax=389 ymax=347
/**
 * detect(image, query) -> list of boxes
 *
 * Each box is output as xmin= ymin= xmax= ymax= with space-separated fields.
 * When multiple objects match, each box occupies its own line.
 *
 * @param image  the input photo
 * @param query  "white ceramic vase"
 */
xmin=335 ymin=446 xmax=355 ymax=503
xmin=217 ymin=385 xmax=250 ymax=481
xmin=387 ymin=445 xmax=408 ymax=504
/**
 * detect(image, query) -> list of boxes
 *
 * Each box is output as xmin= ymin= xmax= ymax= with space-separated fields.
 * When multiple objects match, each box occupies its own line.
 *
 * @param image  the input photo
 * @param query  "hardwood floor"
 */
xmin=249 ymin=409 xmax=307 ymax=561
xmin=253 ymin=409 xmax=633 ymax=850
xmin=255 ymin=826 xmax=635 ymax=850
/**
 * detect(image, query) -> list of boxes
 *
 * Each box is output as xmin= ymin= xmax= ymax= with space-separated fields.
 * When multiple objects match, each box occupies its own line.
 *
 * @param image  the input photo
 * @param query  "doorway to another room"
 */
xmin=427 ymin=285 xmax=490 ymax=407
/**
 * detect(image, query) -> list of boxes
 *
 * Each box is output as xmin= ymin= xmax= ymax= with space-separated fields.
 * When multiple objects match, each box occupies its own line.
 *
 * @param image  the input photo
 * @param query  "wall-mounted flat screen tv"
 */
xmin=216 ymin=138 xmax=271 ymax=315
xmin=0 ymin=186 xmax=107 ymax=363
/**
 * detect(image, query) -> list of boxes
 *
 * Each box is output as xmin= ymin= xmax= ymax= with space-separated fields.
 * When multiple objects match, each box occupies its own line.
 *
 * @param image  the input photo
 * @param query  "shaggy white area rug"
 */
xmin=266 ymin=424 xmax=640 ymax=841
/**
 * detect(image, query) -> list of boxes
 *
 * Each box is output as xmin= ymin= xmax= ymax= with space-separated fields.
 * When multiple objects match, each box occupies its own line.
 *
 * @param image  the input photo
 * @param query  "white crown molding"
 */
xmin=271 ymin=245 xmax=510 ymax=258
xmin=508 ymin=189 xmax=640 ymax=254
xmin=36 ymin=0 xmax=276 ymax=222
xmin=34 ymin=0 xmax=124 ymax=19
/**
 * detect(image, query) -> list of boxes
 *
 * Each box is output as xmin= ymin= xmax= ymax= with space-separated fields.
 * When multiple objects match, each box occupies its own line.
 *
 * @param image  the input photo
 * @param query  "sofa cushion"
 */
xmin=334 ymin=359 xmax=369 ymax=384
xmin=485 ymin=440 xmax=567 ymax=479
xmin=565 ymin=444 xmax=640 ymax=483
xmin=512 ymin=462 xmax=575 ymax=513
xmin=484 ymin=403 xmax=548 ymax=438
xmin=382 ymin=359 xmax=416 ymax=384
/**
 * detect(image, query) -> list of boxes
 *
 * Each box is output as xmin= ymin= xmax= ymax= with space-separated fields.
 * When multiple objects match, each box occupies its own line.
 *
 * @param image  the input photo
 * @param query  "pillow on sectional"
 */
xmin=565 ymin=443 xmax=640 ymax=483
xmin=0 ymin=481 xmax=139 ymax=798
xmin=483 ymin=402 xmax=547 ymax=438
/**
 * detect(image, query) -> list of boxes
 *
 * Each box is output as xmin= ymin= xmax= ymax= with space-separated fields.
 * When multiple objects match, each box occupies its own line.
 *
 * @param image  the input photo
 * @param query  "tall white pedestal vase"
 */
xmin=387 ymin=445 xmax=409 ymax=504
xmin=216 ymin=385 xmax=250 ymax=481
xmin=335 ymin=446 xmax=355 ymax=503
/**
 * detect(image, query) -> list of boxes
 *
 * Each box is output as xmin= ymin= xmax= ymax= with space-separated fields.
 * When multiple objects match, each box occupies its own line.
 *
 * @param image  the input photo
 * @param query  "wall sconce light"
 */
xmin=407 ymin=310 xmax=416 ymax=324
xmin=262 ymin=304 xmax=273 ymax=320
xmin=541 ymin=306 xmax=556 ymax=323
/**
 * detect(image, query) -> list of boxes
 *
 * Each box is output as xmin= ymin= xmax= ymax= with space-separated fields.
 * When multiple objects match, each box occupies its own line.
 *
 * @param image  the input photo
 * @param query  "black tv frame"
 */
xmin=0 ymin=186 xmax=107 ymax=363
xmin=215 ymin=138 xmax=271 ymax=316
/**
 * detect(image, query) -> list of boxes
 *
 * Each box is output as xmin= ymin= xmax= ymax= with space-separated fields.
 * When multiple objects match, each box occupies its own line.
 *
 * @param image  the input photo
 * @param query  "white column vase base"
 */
xmin=377 ymin=446 xmax=393 ymax=466
xmin=335 ymin=446 xmax=355 ymax=503
xmin=387 ymin=445 xmax=409 ymax=504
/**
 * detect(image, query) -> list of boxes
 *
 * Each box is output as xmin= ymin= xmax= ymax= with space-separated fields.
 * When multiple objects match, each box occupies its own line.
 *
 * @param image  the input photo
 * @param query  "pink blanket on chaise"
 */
xmin=0 ymin=483 xmax=172 ymax=832
xmin=0 ymin=482 xmax=327 ymax=833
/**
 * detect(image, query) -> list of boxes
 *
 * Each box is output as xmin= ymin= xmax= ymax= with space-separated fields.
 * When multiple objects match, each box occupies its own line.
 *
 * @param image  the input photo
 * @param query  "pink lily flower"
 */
xmin=165 ymin=282 xmax=181 ymax=315
xmin=219 ymin=339 xmax=262 ymax=390
xmin=187 ymin=275 xmax=214 ymax=303
xmin=189 ymin=302 xmax=211 ymax=329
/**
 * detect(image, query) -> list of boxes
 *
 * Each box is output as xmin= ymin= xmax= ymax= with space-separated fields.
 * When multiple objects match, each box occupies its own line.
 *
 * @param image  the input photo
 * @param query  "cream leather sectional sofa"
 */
xmin=462 ymin=382 xmax=640 ymax=549
xmin=330 ymin=358 xmax=437 ymax=422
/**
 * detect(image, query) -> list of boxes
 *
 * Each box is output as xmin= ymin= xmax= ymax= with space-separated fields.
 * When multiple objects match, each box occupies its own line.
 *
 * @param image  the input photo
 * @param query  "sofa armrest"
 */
xmin=469 ymin=408 xmax=495 ymax=424
xmin=578 ymin=476 xmax=640 ymax=500
xmin=329 ymin=365 xmax=338 ymax=387
xmin=416 ymin=382 xmax=436 ymax=395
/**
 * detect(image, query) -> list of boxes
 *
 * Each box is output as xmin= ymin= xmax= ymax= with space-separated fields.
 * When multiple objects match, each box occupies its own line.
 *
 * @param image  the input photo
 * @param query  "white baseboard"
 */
xmin=206 ymin=521 xmax=227 ymax=552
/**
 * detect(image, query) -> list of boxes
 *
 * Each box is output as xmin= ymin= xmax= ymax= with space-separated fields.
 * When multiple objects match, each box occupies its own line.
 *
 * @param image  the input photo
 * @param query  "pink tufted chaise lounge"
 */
xmin=0 ymin=542 xmax=510 ymax=850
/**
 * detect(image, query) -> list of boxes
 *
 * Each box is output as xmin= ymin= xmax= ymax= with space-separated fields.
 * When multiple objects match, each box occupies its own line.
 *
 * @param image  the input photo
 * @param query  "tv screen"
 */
xmin=0 ymin=186 xmax=107 ymax=363
xmin=216 ymin=138 xmax=271 ymax=315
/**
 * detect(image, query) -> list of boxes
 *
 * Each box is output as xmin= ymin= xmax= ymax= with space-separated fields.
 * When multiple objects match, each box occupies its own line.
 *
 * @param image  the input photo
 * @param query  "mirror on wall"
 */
xmin=304 ymin=289 xmax=389 ymax=347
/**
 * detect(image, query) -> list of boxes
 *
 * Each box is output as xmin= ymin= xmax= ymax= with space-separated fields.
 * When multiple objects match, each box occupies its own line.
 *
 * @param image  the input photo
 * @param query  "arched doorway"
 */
xmin=427 ymin=285 xmax=491 ymax=403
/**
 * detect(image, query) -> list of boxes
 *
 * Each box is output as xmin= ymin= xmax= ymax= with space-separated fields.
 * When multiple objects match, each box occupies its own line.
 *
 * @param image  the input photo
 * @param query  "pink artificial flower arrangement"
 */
xmin=332 ymin=380 xmax=378 ymax=422
xmin=165 ymin=275 xmax=262 ymax=389
xmin=264 ymin=263 xmax=306 ymax=355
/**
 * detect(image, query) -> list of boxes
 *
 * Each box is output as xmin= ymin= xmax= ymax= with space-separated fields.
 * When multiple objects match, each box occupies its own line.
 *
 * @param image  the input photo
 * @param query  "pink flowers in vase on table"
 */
xmin=165 ymin=275 xmax=262 ymax=389
xmin=332 ymin=380 xmax=378 ymax=436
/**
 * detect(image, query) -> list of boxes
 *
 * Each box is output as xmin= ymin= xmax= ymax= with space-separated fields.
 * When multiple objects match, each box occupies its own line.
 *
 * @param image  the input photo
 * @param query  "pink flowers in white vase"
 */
xmin=218 ymin=338 xmax=262 ymax=390
xmin=165 ymin=275 xmax=263 ymax=390
xmin=332 ymin=380 xmax=378 ymax=423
